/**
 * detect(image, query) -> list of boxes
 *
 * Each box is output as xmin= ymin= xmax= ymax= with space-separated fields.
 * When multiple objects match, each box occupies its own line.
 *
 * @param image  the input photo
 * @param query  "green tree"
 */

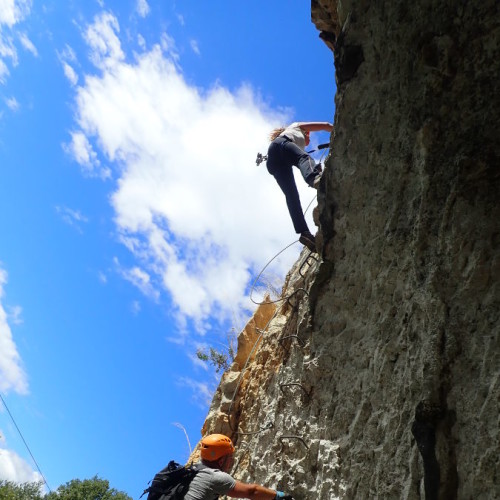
xmin=196 ymin=346 xmax=233 ymax=373
xmin=196 ymin=327 xmax=237 ymax=373
xmin=45 ymin=476 xmax=132 ymax=500
xmin=0 ymin=480 xmax=44 ymax=500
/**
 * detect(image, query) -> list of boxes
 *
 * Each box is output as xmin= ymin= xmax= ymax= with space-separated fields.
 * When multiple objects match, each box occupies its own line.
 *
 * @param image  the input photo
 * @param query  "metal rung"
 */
xmin=299 ymin=254 xmax=319 ymax=277
xmin=278 ymin=435 xmax=309 ymax=450
xmin=236 ymin=421 xmax=274 ymax=436
xmin=279 ymin=383 xmax=308 ymax=396
xmin=286 ymin=288 xmax=309 ymax=308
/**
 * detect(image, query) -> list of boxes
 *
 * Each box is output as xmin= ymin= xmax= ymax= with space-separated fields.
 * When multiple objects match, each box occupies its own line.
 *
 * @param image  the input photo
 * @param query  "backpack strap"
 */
xmin=190 ymin=463 xmax=208 ymax=472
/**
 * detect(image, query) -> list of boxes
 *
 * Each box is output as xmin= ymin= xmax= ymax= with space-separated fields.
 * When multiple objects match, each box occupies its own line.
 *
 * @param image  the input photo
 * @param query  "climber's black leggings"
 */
xmin=266 ymin=136 xmax=318 ymax=234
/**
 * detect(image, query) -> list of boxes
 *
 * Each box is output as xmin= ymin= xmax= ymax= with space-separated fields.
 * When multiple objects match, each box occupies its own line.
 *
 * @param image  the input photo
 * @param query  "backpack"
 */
xmin=141 ymin=460 xmax=205 ymax=500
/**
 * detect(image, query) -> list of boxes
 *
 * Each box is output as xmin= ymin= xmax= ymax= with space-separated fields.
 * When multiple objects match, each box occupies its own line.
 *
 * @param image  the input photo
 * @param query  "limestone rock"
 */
xmin=193 ymin=1 xmax=500 ymax=498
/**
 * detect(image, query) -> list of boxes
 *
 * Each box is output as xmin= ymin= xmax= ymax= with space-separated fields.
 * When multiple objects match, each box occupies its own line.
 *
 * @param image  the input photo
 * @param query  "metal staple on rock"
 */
xmin=279 ymin=382 xmax=309 ymax=396
xmin=233 ymin=421 xmax=274 ymax=437
xmin=278 ymin=333 xmax=306 ymax=347
xmin=299 ymin=253 xmax=319 ymax=277
xmin=278 ymin=435 xmax=310 ymax=450
xmin=285 ymin=287 xmax=310 ymax=309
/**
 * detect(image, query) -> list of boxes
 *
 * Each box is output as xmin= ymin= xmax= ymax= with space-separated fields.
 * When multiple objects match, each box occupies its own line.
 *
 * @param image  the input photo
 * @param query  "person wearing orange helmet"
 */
xmin=184 ymin=434 xmax=294 ymax=500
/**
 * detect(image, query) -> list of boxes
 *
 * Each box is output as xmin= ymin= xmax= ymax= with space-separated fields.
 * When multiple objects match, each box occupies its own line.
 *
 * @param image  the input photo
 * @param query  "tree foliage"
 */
xmin=196 ymin=346 xmax=233 ymax=373
xmin=45 ymin=476 xmax=132 ymax=500
xmin=0 ymin=480 xmax=44 ymax=500
xmin=0 ymin=476 xmax=131 ymax=500
xmin=196 ymin=328 xmax=237 ymax=373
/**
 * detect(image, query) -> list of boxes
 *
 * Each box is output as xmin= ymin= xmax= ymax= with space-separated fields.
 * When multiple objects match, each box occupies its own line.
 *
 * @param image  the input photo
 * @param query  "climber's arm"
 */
xmin=227 ymin=480 xmax=292 ymax=499
xmin=297 ymin=121 xmax=333 ymax=133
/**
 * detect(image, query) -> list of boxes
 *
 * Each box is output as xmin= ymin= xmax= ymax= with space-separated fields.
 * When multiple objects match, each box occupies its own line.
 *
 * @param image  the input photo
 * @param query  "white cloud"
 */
xmin=136 ymin=0 xmax=150 ymax=18
xmin=190 ymin=39 xmax=200 ymax=56
xmin=0 ymin=35 xmax=17 ymax=62
xmin=0 ymin=0 xmax=32 ymax=84
xmin=55 ymin=205 xmax=89 ymax=233
xmin=7 ymin=305 xmax=22 ymax=325
xmin=84 ymin=12 xmax=124 ymax=70
xmin=68 ymin=12 xmax=316 ymax=328
xmin=0 ymin=0 xmax=31 ymax=27
xmin=63 ymin=131 xmax=110 ymax=179
xmin=177 ymin=376 xmax=214 ymax=408
xmin=0 ymin=446 xmax=42 ymax=484
xmin=0 ymin=59 xmax=9 ymax=82
xmin=0 ymin=265 xmax=39 ymax=487
xmin=0 ymin=35 xmax=16 ymax=83
xmin=137 ymin=33 xmax=146 ymax=50
xmin=160 ymin=31 xmax=178 ymax=60
xmin=0 ymin=266 xmax=28 ymax=395
xmin=5 ymin=96 xmax=18 ymax=110
xmin=116 ymin=261 xmax=160 ymax=301
xmin=62 ymin=61 xmax=78 ymax=85
xmin=58 ymin=44 xmax=79 ymax=86
xmin=18 ymin=32 xmax=36 ymax=56
xmin=59 ymin=43 xmax=76 ymax=62
xmin=131 ymin=300 xmax=141 ymax=315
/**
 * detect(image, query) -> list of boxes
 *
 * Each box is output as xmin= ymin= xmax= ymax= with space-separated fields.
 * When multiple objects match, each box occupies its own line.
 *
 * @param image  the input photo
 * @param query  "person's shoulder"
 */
xmin=211 ymin=468 xmax=235 ymax=481
xmin=197 ymin=466 xmax=236 ymax=493
xmin=195 ymin=464 xmax=232 ymax=479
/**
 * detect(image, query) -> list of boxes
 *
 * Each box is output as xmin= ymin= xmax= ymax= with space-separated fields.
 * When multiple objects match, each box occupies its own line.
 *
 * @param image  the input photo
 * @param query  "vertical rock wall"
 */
xmin=311 ymin=0 xmax=499 ymax=498
xmin=197 ymin=1 xmax=499 ymax=499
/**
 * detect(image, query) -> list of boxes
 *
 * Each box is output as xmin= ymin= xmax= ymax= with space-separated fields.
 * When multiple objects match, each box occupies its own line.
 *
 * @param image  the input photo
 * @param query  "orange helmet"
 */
xmin=200 ymin=434 xmax=235 ymax=461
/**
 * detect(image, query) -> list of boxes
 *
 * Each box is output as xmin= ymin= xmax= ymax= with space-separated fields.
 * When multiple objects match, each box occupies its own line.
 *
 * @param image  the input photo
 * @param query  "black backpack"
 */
xmin=141 ymin=460 xmax=205 ymax=500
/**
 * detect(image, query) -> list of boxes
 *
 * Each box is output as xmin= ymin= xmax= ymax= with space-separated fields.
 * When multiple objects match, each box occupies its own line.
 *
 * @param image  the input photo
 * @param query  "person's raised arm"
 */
xmin=227 ymin=480 xmax=293 ymax=500
xmin=297 ymin=121 xmax=333 ymax=133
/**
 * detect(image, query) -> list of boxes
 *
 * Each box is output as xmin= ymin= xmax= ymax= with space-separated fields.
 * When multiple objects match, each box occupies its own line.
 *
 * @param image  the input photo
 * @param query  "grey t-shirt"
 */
xmin=184 ymin=464 xmax=236 ymax=500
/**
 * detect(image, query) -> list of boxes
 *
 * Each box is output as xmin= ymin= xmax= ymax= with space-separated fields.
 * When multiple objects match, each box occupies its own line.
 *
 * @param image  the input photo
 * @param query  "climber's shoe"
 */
xmin=312 ymin=174 xmax=322 ymax=189
xmin=299 ymin=230 xmax=316 ymax=252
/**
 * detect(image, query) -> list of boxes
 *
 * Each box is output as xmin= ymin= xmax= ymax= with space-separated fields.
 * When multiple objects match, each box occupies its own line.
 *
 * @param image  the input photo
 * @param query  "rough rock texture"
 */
xmin=195 ymin=1 xmax=500 ymax=499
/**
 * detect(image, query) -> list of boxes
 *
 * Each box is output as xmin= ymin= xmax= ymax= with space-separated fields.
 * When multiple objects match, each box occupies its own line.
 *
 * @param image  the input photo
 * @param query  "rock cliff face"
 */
xmin=196 ymin=1 xmax=499 ymax=499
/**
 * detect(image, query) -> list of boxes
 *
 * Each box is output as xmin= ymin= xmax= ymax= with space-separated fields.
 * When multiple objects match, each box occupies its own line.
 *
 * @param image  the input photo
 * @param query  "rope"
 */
xmin=249 ymin=185 xmax=321 ymax=307
xmin=229 ymin=234 xmax=319 ymax=435
xmin=0 ymin=393 xmax=52 ymax=492
xmin=249 ymin=241 xmax=300 ymax=306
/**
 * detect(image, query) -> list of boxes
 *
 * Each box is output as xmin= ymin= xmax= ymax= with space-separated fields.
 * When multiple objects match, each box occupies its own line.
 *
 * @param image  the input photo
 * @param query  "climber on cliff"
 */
xmin=266 ymin=121 xmax=333 ymax=252
xmin=185 ymin=434 xmax=294 ymax=499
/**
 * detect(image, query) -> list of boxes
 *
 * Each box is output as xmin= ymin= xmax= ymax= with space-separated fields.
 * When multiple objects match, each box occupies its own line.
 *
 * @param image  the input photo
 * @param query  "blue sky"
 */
xmin=0 ymin=0 xmax=335 ymax=496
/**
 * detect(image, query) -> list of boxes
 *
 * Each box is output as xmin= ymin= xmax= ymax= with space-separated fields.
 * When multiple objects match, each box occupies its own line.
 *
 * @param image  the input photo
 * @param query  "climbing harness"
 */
xmin=255 ymin=143 xmax=330 ymax=166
